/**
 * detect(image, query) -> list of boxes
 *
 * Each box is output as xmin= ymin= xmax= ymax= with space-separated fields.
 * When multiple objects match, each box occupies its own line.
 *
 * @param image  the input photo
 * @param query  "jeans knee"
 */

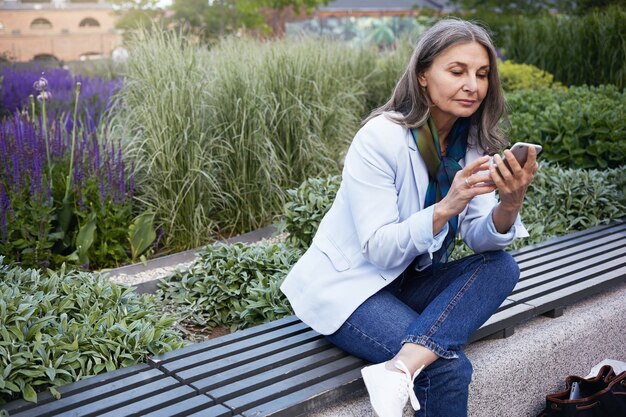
xmin=486 ymin=250 xmax=520 ymax=289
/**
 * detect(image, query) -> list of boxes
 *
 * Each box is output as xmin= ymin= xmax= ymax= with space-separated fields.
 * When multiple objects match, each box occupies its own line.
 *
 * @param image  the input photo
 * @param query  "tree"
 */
xmin=109 ymin=0 xmax=163 ymax=32
xmin=450 ymin=0 xmax=624 ymax=14
xmin=170 ymin=0 xmax=330 ymax=39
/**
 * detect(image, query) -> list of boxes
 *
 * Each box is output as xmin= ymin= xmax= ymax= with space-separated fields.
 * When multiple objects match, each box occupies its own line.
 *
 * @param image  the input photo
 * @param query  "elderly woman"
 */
xmin=281 ymin=18 xmax=538 ymax=417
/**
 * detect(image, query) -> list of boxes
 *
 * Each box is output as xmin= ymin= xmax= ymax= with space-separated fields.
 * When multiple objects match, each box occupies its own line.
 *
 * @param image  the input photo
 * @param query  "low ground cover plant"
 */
xmin=507 ymin=85 xmax=625 ymax=169
xmin=158 ymin=162 xmax=626 ymax=333
xmin=158 ymin=242 xmax=302 ymax=333
xmin=280 ymin=176 xmax=341 ymax=250
xmin=0 ymin=259 xmax=185 ymax=405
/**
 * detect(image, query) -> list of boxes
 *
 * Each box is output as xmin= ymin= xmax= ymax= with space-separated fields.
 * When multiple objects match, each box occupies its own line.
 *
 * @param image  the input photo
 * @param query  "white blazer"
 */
xmin=280 ymin=113 xmax=528 ymax=335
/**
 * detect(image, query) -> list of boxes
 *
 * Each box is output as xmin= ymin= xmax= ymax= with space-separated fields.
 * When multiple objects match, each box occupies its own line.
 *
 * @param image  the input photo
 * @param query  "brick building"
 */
xmin=0 ymin=0 xmax=122 ymax=62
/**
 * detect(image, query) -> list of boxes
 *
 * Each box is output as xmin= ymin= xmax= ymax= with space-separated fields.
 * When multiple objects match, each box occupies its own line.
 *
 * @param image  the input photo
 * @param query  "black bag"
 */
xmin=538 ymin=365 xmax=626 ymax=417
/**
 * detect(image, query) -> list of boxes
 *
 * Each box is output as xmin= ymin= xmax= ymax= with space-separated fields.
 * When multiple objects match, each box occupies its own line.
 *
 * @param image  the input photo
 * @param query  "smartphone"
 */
xmin=509 ymin=142 xmax=543 ymax=167
xmin=569 ymin=381 xmax=582 ymax=400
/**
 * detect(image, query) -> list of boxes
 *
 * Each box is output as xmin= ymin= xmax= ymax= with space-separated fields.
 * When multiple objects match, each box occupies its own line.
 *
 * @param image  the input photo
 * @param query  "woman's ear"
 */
xmin=417 ymin=72 xmax=428 ymax=88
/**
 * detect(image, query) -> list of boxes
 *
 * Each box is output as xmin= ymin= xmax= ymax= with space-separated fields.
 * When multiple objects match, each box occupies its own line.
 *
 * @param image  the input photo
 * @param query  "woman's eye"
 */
xmin=451 ymin=71 xmax=463 ymax=76
xmin=477 ymin=73 xmax=488 ymax=79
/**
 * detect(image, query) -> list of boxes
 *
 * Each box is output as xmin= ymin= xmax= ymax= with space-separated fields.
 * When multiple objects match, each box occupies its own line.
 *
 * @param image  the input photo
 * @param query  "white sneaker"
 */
xmin=361 ymin=359 xmax=424 ymax=417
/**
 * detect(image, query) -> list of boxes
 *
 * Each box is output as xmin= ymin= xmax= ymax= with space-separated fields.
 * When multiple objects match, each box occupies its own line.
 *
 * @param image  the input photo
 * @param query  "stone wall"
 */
xmin=0 ymin=7 xmax=122 ymax=62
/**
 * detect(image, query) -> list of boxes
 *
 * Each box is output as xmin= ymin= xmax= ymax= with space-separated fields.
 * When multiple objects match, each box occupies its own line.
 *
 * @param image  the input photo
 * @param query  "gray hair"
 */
xmin=364 ymin=18 xmax=508 ymax=154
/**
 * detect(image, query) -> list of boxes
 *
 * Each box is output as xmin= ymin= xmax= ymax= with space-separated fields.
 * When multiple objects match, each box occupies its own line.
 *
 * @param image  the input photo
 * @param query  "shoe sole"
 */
xmin=361 ymin=366 xmax=384 ymax=417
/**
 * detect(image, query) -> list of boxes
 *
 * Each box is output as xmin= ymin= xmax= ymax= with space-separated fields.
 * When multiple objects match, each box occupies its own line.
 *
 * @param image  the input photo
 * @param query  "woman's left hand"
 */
xmin=490 ymin=146 xmax=539 ymax=212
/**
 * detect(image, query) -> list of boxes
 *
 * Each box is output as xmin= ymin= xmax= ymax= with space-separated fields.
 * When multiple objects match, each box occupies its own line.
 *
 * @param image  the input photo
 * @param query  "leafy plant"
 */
xmin=451 ymin=163 xmax=626 ymax=259
xmin=112 ymin=30 xmax=371 ymax=250
xmin=157 ymin=242 xmax=302 ymax=332
xmin=503 ymin=7 xmax=626 ymax=88
xmin=0 ymin=259 xmax=185 ymax=405
xmin=0 ymin=78 xmax=154 ymax=270
xmin=278 ymin=166 xmax=625 ymax=261
xmin=498 ymin=60 xmax=565 ymax=92
xmin=506 ymin=85 xmax=626 ymax=169
xmin=0 ymin=65 xmax=120 ymax=124
xmin=279 ymin=175 xmax=341 ymax=250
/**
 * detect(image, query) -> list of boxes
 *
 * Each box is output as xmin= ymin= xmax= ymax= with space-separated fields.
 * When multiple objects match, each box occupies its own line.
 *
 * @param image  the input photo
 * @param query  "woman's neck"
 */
xmin=430 ymin=109 xmax=458 ymax=150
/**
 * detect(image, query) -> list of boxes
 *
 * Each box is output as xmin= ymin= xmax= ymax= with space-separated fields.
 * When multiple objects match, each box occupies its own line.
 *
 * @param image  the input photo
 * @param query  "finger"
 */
xmin=526 ymin=146 xmax=538 ymax=168
xmin=464 ymin=155 xmax=491 ymax=173
xmin=503 ymin=150 xmax=523 ymax=175
xmin=469 ymin=183 xmax=497 ymax=195
xmin=473 ymin=161 xmax=492 ymax=174
xmin=493 ymin=154 xmax=513 ymax=181
xmin=469 ymin=172 xmax=493 ymax=185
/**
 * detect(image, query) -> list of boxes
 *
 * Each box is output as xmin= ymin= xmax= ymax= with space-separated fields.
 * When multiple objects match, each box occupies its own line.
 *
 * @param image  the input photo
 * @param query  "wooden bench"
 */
xmin=3 ymin=221 xmax=625 ymax=417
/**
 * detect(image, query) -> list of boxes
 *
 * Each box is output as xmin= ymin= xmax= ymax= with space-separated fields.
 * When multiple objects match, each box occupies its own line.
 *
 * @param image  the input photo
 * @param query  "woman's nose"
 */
xmin=463 ymin=76 xmax=477 ymax=93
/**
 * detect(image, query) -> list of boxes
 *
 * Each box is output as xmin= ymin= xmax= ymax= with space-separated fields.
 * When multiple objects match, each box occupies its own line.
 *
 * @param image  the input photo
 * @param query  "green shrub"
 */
xmin=499 ymin=60 xmax=565 ymax=92
xmin=279 ymin=176 xmax=341 ymax=250
xmin=503 ymin=7 xmax=626 ymax=88
xmin=507 ymin=85 xmax=626 ymax=169
xmin=451 ymin=163 xmax=626 ymax=259
xmin=112 ymin=30 xmax=372 ymax=250
xmin=278 ymin=167 xmax=625 ymax=261
xmin=0 ymin=261 xmax=184 ymax=405
xmin=157 ymin=242 xmax=302 ymax=332
xmin=364 ymin=37 xmax=414 ymax=111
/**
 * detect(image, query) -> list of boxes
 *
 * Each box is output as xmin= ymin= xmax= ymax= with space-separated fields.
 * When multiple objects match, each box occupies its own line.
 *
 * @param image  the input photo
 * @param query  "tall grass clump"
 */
xmin=110 ymin=30 xmax=226 ymax=250
xmin=503 ymin=7 xmax=626 ymax=88
xmin=112 ymin=29 xmax=373 ymax=250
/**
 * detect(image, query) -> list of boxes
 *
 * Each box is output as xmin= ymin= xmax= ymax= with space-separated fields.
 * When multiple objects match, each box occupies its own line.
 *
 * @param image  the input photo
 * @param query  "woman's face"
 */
xmin=418 ymin=41 xmax=490 ymax=124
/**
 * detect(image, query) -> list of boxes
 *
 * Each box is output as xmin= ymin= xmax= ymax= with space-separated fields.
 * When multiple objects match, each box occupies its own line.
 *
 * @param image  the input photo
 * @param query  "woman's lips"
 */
xmin=456 ymin=99 xmax=476 ymax=107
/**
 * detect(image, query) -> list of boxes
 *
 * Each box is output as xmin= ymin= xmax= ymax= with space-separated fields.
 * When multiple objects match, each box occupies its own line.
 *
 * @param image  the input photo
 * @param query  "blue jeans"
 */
xmin=326 ymin=250 xmax=519 ymax=417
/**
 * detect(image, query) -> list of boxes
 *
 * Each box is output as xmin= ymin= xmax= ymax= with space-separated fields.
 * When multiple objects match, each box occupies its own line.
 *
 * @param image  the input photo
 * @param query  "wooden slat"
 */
xmin=511 ymin=222 xmax=625 ymax=262
xmin=515 ymin=232 xmax=626 ymax=270
xmin=190 ymin=338 xmax=333 ymax=393
xmin=8 ymin=367 xmax=168 ymax=417
xmin=470 ymin=301 xmax=534 ymax=343
xmin=150 ymin=315 xmax=302 ymax=366
xmin=49 ymin=377 xmax=184 ymax=417
xmin=158 ymin=322 xmax=312 ymax=375
xmin=139 ymin=394 xmax=220 ymax=417
xmin=95 ymin=385 xmax=197 ymax=417
xmin=240 ymin=368 xmax=364 ymax=417
xmin=521 ymin=268 xmax=626 ymax=316
xmin=185 ymin=404 xmax=238 ymax=417
xmin=221 ymin=356 xmax=365 ymax=414
xmin=206 ymin=348 xmax=353 ymax=402
xmin=513 ymin=245 xmax=624 ymax=291
xmin=510 ymin=255 xmax=626 ymax=303
xmin=0 ymin=363 xmax=151 ymax=416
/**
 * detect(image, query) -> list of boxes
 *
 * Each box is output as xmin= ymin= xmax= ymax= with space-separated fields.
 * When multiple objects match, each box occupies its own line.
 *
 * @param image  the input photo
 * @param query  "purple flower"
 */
xmin=30 ymin=153 xmax=43 ymax=198
xmin=0 ymin=184 xmax=11 ymax=241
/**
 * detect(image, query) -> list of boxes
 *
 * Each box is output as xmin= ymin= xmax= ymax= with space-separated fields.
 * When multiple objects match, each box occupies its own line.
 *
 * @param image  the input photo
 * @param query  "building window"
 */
xmin=79 ymin=18 xmax=100 ymax=28
xmin=80 ymin=52 xmax=103 ymax=61
xmin=30 ymin=18 xmax=53 ymax=30
xmin=33 ymin=54 xmax=59 ymax=64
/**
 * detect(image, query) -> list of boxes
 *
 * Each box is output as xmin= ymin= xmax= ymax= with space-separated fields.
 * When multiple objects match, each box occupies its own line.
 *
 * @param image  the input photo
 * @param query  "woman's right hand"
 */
xmin=432 ymin=155 xmax=495 ymax=235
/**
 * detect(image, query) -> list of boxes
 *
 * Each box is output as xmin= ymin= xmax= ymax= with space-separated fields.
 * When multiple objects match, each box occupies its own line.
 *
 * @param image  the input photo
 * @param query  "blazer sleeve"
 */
xmin=341 ymin=120 xmax=445 ymax=270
